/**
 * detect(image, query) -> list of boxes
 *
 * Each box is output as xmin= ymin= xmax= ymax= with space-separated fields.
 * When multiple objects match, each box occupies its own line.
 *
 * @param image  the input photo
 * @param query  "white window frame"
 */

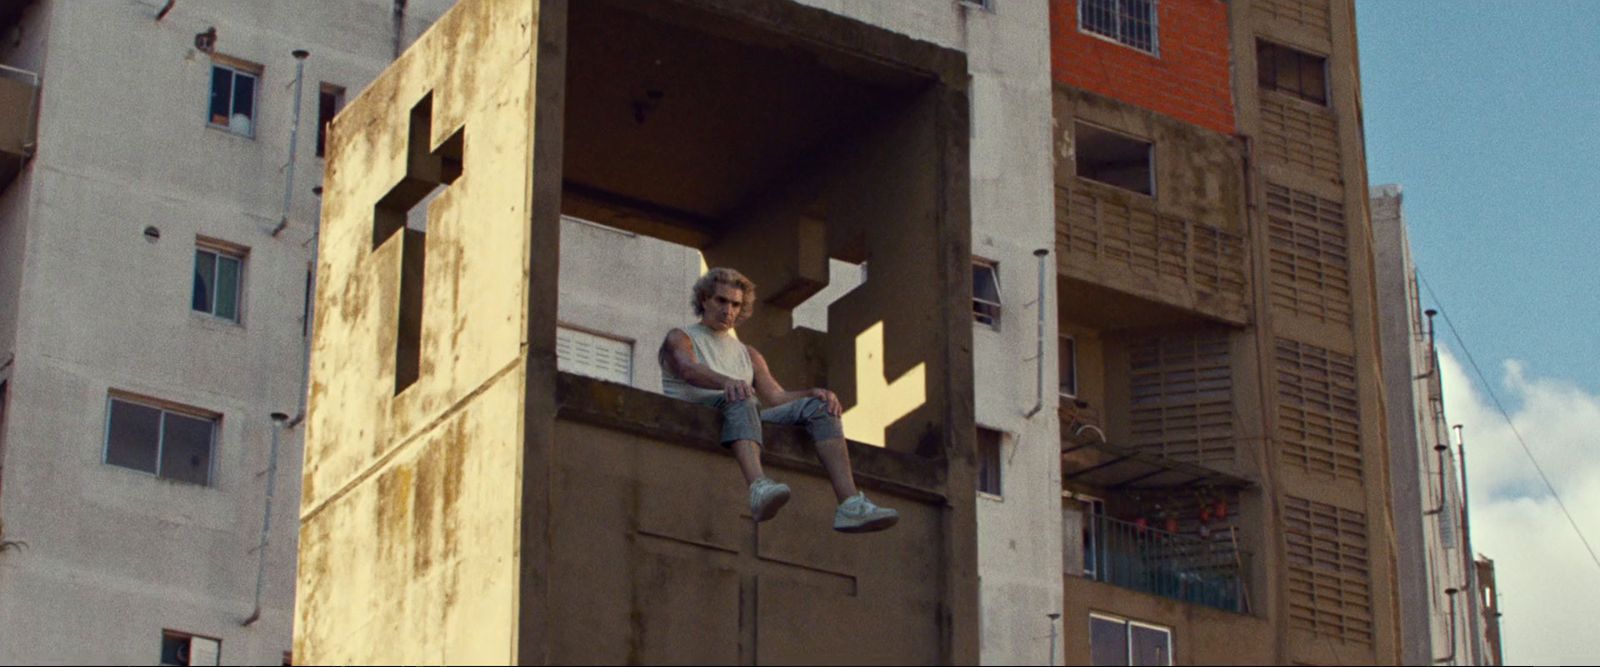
xmin=192 ymin=239 xmax=247 ymax=324
xmin=206 ymin=56 xmax=261 ymax=138
xmin=1074 ymin=493 xmax=1106 ymax=579
xmin=972 ymin=259 xmax=1002 ymax=330
xmin=977 ymin=426 xmax=1004 ymax=499
xmin=1089 ymin=613 xmax=1174 ymax=666
xmin=1060 ymin=334 xmax=1079 ymax=399
xmin=161 ymin=629 xmax=221 ymax=666
xmin=1078 ymin=0 xmax=1159 ymax=56
xmin=103 ymin=392 xmax=220 ymax=487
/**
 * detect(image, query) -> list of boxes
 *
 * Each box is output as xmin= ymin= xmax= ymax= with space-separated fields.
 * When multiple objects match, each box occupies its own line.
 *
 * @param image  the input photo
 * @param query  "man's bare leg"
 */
xmin=732 ymin=440 xmax=765 ymax=485
xmin=813 ymin=437 xmax=860 ymax=503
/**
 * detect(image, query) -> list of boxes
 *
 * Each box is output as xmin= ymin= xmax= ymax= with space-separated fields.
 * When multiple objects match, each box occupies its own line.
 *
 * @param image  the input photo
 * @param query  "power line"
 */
xmin=1417 ymin=271 xmax=1600 ymax=576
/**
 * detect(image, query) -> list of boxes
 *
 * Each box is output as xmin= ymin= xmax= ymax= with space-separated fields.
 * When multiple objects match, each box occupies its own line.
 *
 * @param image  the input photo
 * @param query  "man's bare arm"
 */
xmin=660 ymin=329 xmax=754 ymax=401
xmin=749 ymin=346 xmax=842 ymax=416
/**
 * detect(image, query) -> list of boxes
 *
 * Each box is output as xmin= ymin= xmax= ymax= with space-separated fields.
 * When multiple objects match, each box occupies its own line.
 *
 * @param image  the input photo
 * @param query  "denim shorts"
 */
xmin=696 ymin=395 xmax=845 ymax=447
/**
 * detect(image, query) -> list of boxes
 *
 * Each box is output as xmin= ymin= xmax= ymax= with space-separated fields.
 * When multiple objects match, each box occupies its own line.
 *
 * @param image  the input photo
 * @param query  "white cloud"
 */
xmin=1437 ymin=348 xmax=1600 ymax=665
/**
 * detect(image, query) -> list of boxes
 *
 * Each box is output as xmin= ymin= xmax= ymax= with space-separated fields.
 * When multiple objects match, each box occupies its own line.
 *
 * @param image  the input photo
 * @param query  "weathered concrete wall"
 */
xmin=1062 ymin=576 xmax=1275 ymax=665
xmin=295 ymin=0 xmax=539 ymax=662
xmin=776 ymin=2 xmax=1063 ymax=662
xmin=1053 ymin=86 xmax=1252 ymax=327
xmin=552 ymin=375 xmax=952 ymax=664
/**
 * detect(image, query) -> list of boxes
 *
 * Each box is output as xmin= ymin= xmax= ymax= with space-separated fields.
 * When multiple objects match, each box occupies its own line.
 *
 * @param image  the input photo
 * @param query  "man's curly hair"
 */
xmin=692 ymin=267 xmax=757 ymax=326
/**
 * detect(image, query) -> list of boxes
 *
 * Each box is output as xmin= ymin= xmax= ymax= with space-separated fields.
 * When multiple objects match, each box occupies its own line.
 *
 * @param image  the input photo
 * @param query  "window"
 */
xmin=973 ymin=260 xmax=1002 ymax=329
xmin=193 ymin=242 xmax=245 ymax=322
xmin=1075 ymin=122 xmax=1153 ymax=196
xmin=556 ymin=326 xmax=634 ymax=385
xmin=1060 ymin=335 xmax=1079 ymax=398
xmin=1080 ymin=0 xmax=1158 ymax=55
xmin=1257 ymin=40 xmax=1327 ymax=106
xmin=1090 ymin=614 xmax=1172 ymax=666
xmin=977 ymin=427 xmax=1003 ymax=497
xmin=1077 ymin=495 xmax=1106 ymax=578
xmin=160 ymin=630 xmax=220 ymax=666
xmin=105 ymin=395 xmax=218 ymax=486
xmin=316 ymin=83 xmax=346 ymax=158
xmin=208 ymin=59 xmax=260 ymax=137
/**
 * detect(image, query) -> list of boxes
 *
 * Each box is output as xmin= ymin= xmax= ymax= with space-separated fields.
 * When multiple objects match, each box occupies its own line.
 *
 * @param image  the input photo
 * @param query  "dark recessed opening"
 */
xmin=1075 ymin=122 xmax=1153 ymax=196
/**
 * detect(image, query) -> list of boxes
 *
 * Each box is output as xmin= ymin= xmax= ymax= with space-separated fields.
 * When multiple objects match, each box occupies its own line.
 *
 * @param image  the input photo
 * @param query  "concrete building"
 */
xmin=1373 ymin=183 xmax=1501 ymax=665
xmin=0 ymin=0 xmax=1426 ymax=664
xmin=0 ymin=1 xmax=456 ymax=663
xmin=1049 ymin=0 xmax=1406 ymax=663
xmin=1 ymin=0 xmax=1060 ymax=664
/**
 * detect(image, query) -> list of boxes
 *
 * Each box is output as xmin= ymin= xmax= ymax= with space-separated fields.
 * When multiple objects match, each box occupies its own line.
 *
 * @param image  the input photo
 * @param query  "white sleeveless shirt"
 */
xmin=662 ymin=323 xmax=753 ymax=402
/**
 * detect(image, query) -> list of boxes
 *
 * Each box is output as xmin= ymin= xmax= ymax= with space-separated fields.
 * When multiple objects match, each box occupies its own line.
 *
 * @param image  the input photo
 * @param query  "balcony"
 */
xmin=1084 ymin=512 xmax=1252 ymax=614
xmin=0 ymin=64 xmax=39 ymax=192
xmin=1056 ymin=181 xmax=1250 ymax=328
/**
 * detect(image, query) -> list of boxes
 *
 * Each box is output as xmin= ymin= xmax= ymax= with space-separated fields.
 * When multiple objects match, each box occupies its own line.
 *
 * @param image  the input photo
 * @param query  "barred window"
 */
xmin=1257 ymin=40 xmax=1328 ymax=106
xmin=1080 ymin=0 xmax=1158 ymax=55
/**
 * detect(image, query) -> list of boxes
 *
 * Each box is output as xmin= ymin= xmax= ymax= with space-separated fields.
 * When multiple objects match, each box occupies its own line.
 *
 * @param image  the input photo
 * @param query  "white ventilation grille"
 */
xmin=556 ymin=326 xmax=633 ymax=386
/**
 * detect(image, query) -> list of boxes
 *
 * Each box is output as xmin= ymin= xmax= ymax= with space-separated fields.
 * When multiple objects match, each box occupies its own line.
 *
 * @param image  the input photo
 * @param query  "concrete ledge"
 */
xmin=555 ymin=372 xmax=947 ymax=502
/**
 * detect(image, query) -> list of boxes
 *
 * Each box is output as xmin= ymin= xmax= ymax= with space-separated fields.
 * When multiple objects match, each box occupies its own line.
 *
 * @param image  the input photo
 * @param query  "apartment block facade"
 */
xmin=1373 ymin=184 xmax=1502 ymax=666
xmin=0 ymin=1 xmax=456 ymax=663
xmin=1050 ymin=0 xmax=1406 ymax=663
xmin=0 ymin=0 xmax=1430 ymax=664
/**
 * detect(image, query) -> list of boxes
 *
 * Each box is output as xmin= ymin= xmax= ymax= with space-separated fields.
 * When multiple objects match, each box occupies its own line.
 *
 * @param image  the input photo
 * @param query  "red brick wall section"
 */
xmin=1050 ymin=0 xmax=1235 ymax=135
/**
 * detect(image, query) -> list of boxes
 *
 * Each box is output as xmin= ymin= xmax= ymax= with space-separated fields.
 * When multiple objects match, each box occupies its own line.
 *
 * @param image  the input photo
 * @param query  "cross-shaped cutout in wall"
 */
xmin=372 ymin=93 xmax=464 ymax=394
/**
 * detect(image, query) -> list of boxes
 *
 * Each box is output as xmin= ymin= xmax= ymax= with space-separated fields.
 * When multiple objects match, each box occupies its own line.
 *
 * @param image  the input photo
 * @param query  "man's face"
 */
xmin=701 ymin=284 xmax=745 ymax=332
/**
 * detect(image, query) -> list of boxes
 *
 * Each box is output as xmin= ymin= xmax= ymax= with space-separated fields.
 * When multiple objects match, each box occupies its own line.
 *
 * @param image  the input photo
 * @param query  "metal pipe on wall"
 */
xmin=1457 ymin=425 xmax=1485 ymax=665
xmin=271 ymin=50 xmax=310 ymax=237
xmin=243 ymin=412 xmax=290 ymax=626
xmin=289 ymin=186 xmax=323 ymax=428
xmin=1024 ymin=248 xmax=1049 ymax=418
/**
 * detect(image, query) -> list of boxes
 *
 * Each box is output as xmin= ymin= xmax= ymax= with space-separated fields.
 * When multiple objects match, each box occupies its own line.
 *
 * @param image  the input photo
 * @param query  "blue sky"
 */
xmin=1357 ymin=0 xmax=1600 ymax=396
xmin=1357 ymin=3 xmax=1600 ymax=664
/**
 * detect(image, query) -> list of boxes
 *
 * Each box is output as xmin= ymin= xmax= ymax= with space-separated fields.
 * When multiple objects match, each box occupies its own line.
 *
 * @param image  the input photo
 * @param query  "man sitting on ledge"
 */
xmin=658 ymin=267 xmax=899 ymax=533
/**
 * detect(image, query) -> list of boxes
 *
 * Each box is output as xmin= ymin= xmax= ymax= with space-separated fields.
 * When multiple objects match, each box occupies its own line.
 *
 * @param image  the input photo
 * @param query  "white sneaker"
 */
xmin=749 ymin=477 xmax=791 ymax=522
xmin=833 ymin=493 xmax=898 ymax=533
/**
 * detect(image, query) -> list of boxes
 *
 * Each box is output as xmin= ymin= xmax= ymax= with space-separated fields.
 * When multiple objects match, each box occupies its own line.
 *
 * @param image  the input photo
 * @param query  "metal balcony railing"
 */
xmin=1084 ymin=513 xmax=1251 ymax=614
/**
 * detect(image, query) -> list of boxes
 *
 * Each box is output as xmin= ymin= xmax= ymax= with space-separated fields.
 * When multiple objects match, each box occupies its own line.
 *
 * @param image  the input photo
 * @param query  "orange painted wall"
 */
xmin=1049 ymin=0 xmax=1235 ymax=135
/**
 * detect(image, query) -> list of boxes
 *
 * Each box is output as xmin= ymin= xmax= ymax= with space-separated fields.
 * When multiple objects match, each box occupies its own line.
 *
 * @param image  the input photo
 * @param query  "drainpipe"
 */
xmin=1435 ymin=587 xmax=1459 ymax=664
xmin=271 ymin=50 xmax=310 ymax=237
xmin=1424 ymin=442 xmax=1449 ymax=516
xmin=243 ymin=412 xmax=291 ymax=626
xmin=1024 ymin=248 xmax=1049 ymax=418
xmin=1046 ymin=612 xmax=1061 ymax=666
xmin=288 ymin=186 xmax=323 ymax=428
xmin=1457 ymin=425 xmax=1485 ymax=665
xmin=1416 ymin=309 xmax=1438 ymax=379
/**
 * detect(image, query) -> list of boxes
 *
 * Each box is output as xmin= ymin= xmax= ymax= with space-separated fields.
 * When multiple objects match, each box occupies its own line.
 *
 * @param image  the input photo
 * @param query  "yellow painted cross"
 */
xmin=841 ymin=321 xmax=926 ymax=447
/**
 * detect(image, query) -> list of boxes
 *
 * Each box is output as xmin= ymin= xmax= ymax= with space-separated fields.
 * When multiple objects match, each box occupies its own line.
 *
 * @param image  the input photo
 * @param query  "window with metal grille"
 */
xmin=1276 ymin=338 xmax=1362 ymax=481
xmin=1284 ymin=495 xmax=1374 ymax=645
xmin=977 ymin=427 xmax=1003 ymax=497
xmin=556 ymin=326 xmax=633 ymax=386
xmin=1089 ymin=614 xmax=1173 ymax=666
xmin=1127 ymin=330 xmax=1234 ymax=465
xmin=1257 ymin=40 xmax=1328 ymax=106
xmin=207 ymin=58 xmax=260 ymax=138
xmin=1075 ymin=122 xmax=1154 ymax=196
xmin=193 ymin=241 xmax=246 ymax=323
xmin=973 ymin=260 xmax=1002 ymax=329
xmin=104 ymin=394 xmax=219 ymax=487
xmin=161 ymin=630 xmax=221 ymax=666
xmin=1079 ymin=0 xmax=1158 ymax=55
xmin=1266 ymin=183 xmax=1351 ymax=325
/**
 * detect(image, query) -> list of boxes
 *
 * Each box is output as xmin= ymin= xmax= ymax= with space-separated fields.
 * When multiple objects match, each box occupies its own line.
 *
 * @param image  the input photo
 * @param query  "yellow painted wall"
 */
xmin=294 ymin=1 xmax=540 ymax=663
